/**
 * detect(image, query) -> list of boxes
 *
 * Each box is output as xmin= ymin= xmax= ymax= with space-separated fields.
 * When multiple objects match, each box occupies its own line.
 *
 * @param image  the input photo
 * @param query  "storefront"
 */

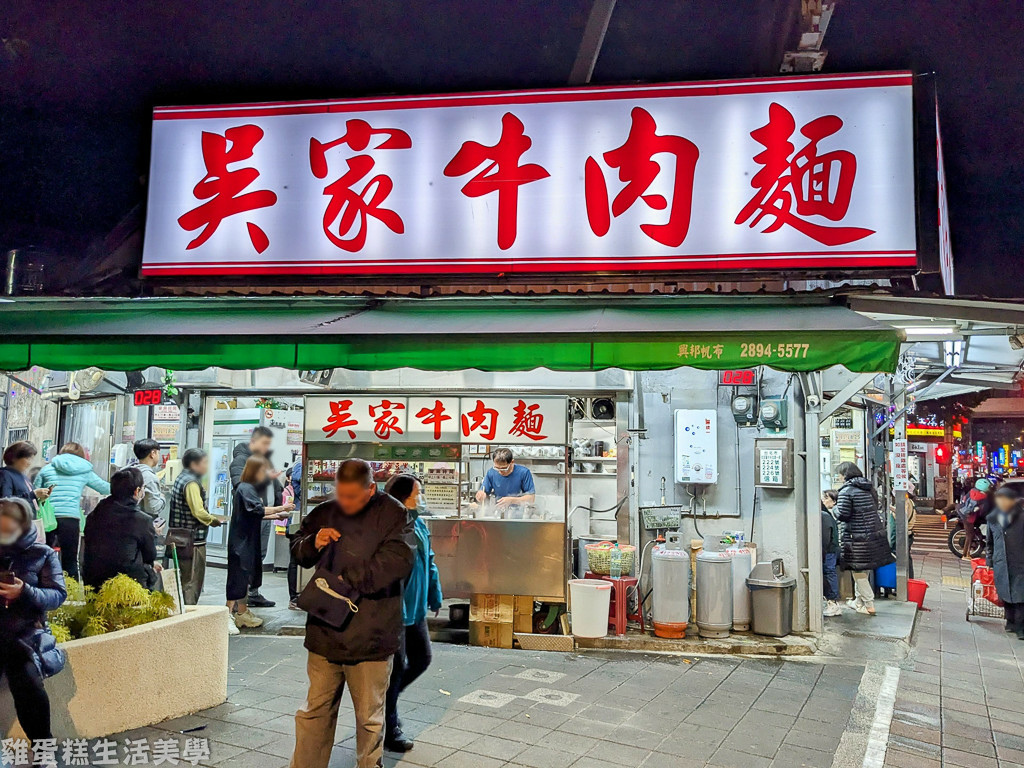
xmin=0 ymin=293 xmax=904 ymax=633
xmin=0 ymin=68 xmax=933 ymax=636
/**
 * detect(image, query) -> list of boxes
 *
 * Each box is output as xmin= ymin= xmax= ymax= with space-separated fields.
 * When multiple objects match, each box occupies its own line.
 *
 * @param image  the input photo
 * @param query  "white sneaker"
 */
xmin=854 ymin=603 xmax=875 ymax=616
xmin=823 ymin=601 xmax=843 ymax=617
xmin=846 ymin=598 xmax=862 ymax=611
xmin=228 ymin=617 xmax=240 ymax=635
xmin=234 ymin=610 xmax=264 ymax=629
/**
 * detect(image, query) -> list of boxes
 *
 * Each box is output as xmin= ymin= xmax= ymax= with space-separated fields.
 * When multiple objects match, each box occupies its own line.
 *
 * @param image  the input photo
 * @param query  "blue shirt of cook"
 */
xmin=481 ymin=464 xmax=536 ymax=500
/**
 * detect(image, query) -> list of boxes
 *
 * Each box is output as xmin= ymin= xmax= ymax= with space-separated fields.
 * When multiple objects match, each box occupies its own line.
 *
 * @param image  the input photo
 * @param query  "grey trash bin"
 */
xmin=746 ymin=559 xmax=797 ymax=637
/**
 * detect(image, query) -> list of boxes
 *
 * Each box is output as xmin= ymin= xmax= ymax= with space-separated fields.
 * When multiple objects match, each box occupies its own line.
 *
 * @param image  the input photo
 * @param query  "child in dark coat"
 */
xmin=989 ymin=486 xmax=1024 ymax=638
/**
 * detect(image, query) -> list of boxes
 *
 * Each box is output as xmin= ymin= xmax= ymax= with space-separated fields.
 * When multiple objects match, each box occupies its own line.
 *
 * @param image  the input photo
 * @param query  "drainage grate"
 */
xmin=942 ymin=576 xmax=968 ymax=588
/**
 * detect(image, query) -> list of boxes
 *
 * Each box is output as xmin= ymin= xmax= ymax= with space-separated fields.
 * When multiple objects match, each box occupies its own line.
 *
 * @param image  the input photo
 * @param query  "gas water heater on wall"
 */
xmin=674 ymin=409 xmax=718 ymax=484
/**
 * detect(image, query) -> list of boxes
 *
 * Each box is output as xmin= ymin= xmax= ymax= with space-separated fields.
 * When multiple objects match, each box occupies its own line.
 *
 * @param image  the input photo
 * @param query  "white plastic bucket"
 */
xmin=569 ymin=579 xmax=612 ymax=638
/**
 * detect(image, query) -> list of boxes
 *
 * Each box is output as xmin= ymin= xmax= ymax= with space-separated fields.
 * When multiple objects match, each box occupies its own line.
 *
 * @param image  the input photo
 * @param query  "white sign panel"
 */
xmin=935 ymin=100 xmax=954 ymax=296
xmin=142 ymin=72 xmax=916 ymax=278
xmin=893 ymin=438 xmax=910 ymax=491
xmin=304 ymin=396 xmax=567 ymax=445
xmin=759 ymin=449 xmax=784 ymax=486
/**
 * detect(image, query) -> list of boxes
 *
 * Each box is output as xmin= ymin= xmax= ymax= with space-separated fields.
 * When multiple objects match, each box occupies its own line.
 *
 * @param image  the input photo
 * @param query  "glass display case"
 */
xmin=303 ymin=443 xmax=466 ymax=517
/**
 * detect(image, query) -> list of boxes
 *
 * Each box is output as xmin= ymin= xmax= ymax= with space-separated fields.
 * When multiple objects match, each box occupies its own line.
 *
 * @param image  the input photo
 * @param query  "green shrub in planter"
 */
xmin=49 ymin=574 xmax=175 ymax=641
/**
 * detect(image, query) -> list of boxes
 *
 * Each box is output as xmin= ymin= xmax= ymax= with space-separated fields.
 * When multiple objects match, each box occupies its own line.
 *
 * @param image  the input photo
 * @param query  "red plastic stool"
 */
xmin=585 ymin=572 xmax=645 ymax=636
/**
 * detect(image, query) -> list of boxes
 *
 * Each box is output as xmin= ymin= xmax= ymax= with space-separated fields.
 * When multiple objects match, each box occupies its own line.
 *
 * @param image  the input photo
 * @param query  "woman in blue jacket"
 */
xmin=0 ymin=497 xmax=67 ymax=745
xmin=35 ymin=443 xmax=110 ymax=580
xmin=383 ymin=474 xmax=442 ymax=753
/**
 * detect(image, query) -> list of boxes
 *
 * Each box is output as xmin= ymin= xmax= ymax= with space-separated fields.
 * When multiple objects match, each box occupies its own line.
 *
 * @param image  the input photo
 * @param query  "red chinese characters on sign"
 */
xmin=414 ymin=400 xmax=453 ymax=441
xmin=460 ymin=400 xmax=498 ymax=442
xmin=322 ymin=400 xmax=359 ymax=440
xmin=369 ymin=399 xmax=405 ymax=440
xmin=735 ymin=103 xmax=875 ymax=246
xmin=585 ymin=107 xmax=700 ymax=247
xmin=509 ymin=400 xmax=547 ymax=441
xmin=443 ymin=113 xmax=550 ymax=250
xmin=177 ymin=125 xmax=278 ymax=253
xmin=310 ymin=120 xmax=412 ymax=252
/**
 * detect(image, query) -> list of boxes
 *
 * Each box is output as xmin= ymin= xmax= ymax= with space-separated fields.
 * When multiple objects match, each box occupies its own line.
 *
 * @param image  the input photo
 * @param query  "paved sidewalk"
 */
xmin=117 ymin=638 xmax=865 ymax=768
xmin=883 ymin=550 xmax=1024 ymax=768
xmin=120 ymin=546 xmax=1024 ymax=768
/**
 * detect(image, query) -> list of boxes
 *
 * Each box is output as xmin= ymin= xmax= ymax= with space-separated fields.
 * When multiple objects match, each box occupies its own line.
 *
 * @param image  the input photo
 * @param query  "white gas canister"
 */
xmin=651 ymin=532 xmax=691 ymax=638
xmin=695 ymin=548 xmax=733 ymax=639
xmin=726 ymin=542 xmax=754 ymax=631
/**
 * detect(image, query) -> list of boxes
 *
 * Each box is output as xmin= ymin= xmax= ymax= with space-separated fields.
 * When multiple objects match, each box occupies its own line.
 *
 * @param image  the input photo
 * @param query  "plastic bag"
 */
xmin=37 ymin=498 xmax=58 ymax=533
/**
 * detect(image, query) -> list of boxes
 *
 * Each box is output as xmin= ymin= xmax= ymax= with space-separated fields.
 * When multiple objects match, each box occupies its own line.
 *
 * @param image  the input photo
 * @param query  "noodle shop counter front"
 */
xmin=303 ymin=394 xmax=571 ymax=599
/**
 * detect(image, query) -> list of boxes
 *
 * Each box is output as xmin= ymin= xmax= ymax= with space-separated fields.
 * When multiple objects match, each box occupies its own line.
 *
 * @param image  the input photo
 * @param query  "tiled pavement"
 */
xmin=114 ymin=545 xmax=1024 ymax=768
xmin=882 ymin=549 xmax=1024 ymax=768
xmin=116 ymin=637 xmax=863 ymax=768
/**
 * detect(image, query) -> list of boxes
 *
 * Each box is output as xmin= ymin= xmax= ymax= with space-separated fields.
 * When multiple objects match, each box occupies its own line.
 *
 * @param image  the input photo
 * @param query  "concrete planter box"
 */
xmin=1 ymin=605 xmax=229 ymax=739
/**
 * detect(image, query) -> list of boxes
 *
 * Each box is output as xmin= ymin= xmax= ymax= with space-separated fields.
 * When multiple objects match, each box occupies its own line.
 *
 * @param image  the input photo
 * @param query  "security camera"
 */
xmin=807 ymin=394 xmax=821 ymax=409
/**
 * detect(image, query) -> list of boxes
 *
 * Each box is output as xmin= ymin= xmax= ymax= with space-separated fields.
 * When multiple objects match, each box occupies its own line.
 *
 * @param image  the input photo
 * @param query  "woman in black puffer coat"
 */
xmin=834 ymin=462 xmax=892 ymax=615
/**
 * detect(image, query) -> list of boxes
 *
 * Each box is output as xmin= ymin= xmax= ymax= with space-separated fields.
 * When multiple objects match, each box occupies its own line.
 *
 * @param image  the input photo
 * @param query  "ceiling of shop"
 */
xmin=851 ymin=296 xmax=1024 ymax=400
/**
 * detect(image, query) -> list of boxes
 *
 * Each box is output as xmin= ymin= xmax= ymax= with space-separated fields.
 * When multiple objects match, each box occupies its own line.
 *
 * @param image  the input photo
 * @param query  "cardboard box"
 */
xmin=469 ymin=621 xmax=514 ymax=649
xmin=513 ymin=596 xmax=535 ymax=633
xmin=470 ymin=594 xmax=514 ymax=623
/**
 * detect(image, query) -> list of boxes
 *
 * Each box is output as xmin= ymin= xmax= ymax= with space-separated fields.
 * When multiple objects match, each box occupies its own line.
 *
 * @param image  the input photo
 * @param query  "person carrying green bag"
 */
xmin=36 ymin=497 xmax=58 ymax=536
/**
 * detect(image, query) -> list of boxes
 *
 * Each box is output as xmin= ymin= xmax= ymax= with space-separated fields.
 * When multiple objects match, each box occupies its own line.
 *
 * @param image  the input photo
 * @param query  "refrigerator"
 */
xmin=205 ymin=408 xmax=303 ymax=566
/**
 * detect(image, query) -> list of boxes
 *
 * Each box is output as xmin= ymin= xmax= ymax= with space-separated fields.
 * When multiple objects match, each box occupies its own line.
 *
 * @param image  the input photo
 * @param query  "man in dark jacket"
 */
xmin=82 ymin=467 xmax=161 ymax=590
xmin=290 ymin=459 xmax=416 ymax=768
xmin=834 ymin=462 xmax=891 ymax=616
xmin=989 ymin=486 xmax=1024 ymax=638
xmin=229 ymin=426 xmax=281 ymax=607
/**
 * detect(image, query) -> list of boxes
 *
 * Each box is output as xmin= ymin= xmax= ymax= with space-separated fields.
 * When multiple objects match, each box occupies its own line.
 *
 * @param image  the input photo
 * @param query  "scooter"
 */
xmin=948 ymin=508 xmax=986 ymax=559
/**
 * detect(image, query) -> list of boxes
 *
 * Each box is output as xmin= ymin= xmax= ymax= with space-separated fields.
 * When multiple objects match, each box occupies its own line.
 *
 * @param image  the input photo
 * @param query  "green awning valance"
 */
xmin=0 ymin=296 xmax=902 ymax=373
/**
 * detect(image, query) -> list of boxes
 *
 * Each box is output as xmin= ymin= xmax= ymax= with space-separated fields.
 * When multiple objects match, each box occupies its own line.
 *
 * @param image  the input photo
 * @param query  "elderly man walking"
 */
xmin=289 ymin=459 xmax=416 ymax=768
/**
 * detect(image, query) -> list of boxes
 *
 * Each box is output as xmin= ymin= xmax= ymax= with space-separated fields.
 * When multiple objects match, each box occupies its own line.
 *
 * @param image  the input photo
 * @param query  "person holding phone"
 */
xmin=0 ymin=497 xmax=67 ymax=748
xmin=289 ymin=459 xmax=416 ymax=768
xmin=226 ymin=455 xmax=293 ymax=633
xmin=0 ymin=441 xmax=51 ymax=511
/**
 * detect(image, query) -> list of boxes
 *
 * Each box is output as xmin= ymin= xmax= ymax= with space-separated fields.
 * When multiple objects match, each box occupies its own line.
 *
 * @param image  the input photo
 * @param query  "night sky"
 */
xmin=2 ymin=0 xmax=1021 ymax=295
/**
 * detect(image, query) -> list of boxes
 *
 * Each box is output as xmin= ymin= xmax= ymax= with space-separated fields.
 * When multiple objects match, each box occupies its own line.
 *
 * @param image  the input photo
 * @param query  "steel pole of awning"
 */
xmin=800 ymin=372 xmax=824 ymax=634
xmin=568 ymin=0 xmax=617 ymax=85
xmin=892 ymin=377 xmax=909 ymax=602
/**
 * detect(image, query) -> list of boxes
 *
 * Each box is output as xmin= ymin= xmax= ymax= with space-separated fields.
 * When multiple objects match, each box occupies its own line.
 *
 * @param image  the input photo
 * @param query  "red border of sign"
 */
xmin=153 ymin=71 xmax=914 ymax=120
xmin=142 ymin=252 xmax=917 ymax=276
xmin=144 ymin=71 xmax=917 ymax=277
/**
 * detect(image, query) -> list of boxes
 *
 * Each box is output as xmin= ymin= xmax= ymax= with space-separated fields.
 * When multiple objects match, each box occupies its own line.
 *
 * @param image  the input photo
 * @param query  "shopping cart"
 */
xmin=966 ymin=557 xmax=1004 ymax=622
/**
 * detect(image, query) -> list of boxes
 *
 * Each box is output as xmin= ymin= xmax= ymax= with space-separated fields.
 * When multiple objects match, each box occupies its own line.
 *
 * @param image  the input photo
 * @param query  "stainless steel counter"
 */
xmin=425 ymin=517 xmax=567 ymax=599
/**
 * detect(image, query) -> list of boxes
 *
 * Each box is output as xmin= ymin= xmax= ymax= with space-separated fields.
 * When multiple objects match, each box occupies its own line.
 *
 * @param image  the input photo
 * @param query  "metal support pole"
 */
xmin=945 ymin=426 xmax=955 ymax=510
xmin=801 ymin=374 xmax=824 ymax=634
xmin=568 ymin=0 xmax=617 ymax=85
xmin=893 ymin=380 xmax=909 ymax=602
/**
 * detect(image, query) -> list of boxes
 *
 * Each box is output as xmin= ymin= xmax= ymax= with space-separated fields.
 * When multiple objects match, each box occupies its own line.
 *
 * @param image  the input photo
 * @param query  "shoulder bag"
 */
xmin=296 ymin=541 xmax=361 ymax=629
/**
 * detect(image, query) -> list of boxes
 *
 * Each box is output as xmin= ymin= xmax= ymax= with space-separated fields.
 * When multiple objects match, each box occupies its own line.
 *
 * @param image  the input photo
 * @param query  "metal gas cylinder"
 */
xmin=726 ymin=540 xmax=754 ymax=632
xmin=651 ymin=532 xmax=691 ymax=638
xmin=696 ymin=545 xmax=733 ymax=639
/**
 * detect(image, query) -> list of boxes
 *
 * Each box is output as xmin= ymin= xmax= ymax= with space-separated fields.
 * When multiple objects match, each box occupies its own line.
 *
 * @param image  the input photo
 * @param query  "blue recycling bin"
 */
xmin=874 ymin=561 xmax=897 ymax=590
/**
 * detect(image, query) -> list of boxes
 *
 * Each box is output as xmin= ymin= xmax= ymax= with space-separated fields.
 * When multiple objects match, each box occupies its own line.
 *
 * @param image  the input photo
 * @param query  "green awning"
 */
xmin=0 ymin=295 xmax=903 ymax=373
